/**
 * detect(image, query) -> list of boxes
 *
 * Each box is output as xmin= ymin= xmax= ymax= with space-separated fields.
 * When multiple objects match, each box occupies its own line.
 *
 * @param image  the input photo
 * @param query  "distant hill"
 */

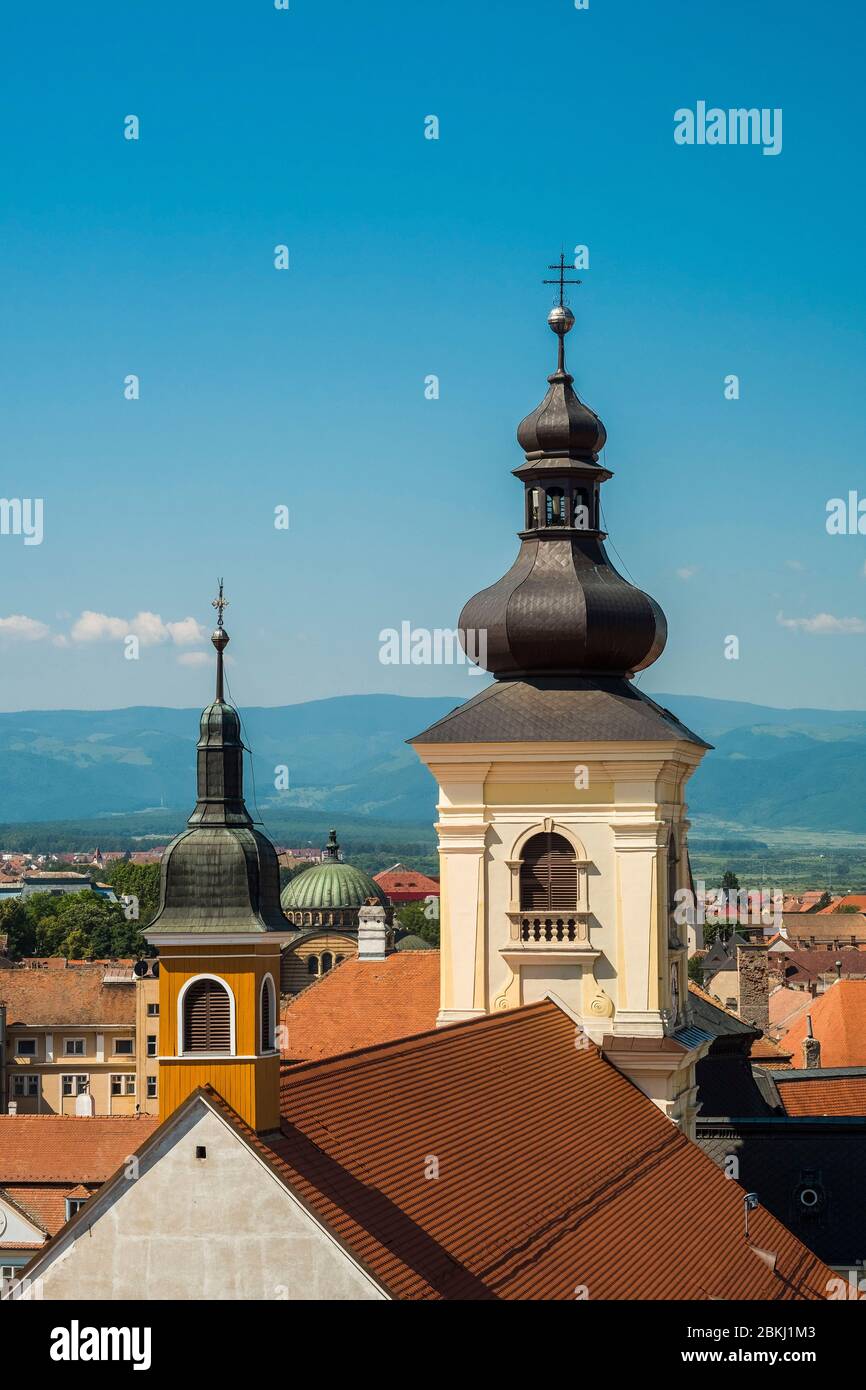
xmin=0 ymin=695 xmax=459 ymax=825
xmin=1 ymin=690 xmax=865 ymax=834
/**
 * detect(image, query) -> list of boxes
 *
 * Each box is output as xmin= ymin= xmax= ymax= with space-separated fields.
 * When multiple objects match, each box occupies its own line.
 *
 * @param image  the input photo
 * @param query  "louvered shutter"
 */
xmin=261 ymin=979 xmax=271 ymax=1051
xmin=519 ymin=833 xmax=577 ymax=911
xmin=184 ymin=979 xmax=231 ymax=1053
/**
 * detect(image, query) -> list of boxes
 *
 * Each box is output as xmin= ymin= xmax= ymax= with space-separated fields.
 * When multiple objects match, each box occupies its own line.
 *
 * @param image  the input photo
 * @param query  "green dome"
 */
xmin=281 ymin=861 xmax=389 ymax=912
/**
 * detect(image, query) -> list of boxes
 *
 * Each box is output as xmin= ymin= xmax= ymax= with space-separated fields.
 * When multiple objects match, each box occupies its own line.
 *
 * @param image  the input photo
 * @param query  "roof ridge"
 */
xmin=280 ymin=999 xmax=560 ymax=1081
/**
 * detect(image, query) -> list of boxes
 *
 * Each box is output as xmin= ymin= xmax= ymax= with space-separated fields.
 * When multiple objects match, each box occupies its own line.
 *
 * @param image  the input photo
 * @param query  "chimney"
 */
xmin=736 ymin=944 xmax=769 ymax=1032
xmin=802 ymin=1015 xmax=821 ymax=1069
xmin=357 ymin=901 xmax=388 ymax=961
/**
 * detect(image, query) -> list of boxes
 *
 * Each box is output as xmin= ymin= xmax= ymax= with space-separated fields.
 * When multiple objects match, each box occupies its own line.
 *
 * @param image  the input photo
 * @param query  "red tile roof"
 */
xmin=818 ymin=895 xmax=866 ymax=914
xmin=281 ymin=952 xmax=439 ymax=1063
xmin=0 ymin=965 xmax=135 ymax=1026
xmin=0 ymin=1116 xmax=159 ymax=1184
xmin=267 ymin=1001 xmax=832 ymax=1300
xmin=780 ymin=981 xmax=866 ymax=1068
xmin=373 ymin=868 xmax=441 ymax=903
xmin=776 ymin=1075 xmax=866 ymax=1117
xmin=749 ymin=1036 xmax=792 ymax=1066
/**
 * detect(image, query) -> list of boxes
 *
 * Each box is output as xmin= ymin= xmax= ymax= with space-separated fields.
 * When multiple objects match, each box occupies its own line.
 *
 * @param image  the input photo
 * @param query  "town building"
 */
xmin=0 ymin=963 xmax=159 ymax=1117
xmin=279 ymin=830 xmax=393 ymax=994
xmin=0 ymin=1115 xmax=157 ymax=1293
xmin=372 ymin=864 xmax=440 ymax=905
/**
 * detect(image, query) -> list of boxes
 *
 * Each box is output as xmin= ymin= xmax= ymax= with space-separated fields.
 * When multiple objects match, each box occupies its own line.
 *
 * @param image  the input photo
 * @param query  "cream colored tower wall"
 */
xmin=415 ymin=738 xmax=707 ymax=1134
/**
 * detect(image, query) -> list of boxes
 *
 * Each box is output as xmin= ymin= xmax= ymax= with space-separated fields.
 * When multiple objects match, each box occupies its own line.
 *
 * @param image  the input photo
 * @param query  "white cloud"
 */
xmin=0 ymin=614 xmax=50 ymax=641
xmin=70 ymin=611 xmax=207 ymax=647
xmin=777 ymin=611 xmax=866 ymax=635
xmin=785 ymin=559 xmax=805 ymax=572
xmin=166 ymin=617 xmax=207 ymax=646
xmin=676 ymin=566 xmax=698 ymax=581
xmin=177 ymin=651 xmax=211 ymax=667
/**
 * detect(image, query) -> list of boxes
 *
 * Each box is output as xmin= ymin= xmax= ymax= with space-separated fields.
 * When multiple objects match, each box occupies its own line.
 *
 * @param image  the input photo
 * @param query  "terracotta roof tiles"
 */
xmin=267 ymin=1000 xmax=831 ymax=1300
xmin=780 ymin=981 xmax=866 ymax=1068
xmin=776 ymin=1074 xmax=866 ymax=1117
xmin=281 ymin=952 xmax=439 ymax=1063
xmin=0 ymin=966 xmax=135 ymax=1026
xmin=0 ymin=1116 xmax=159 ymax=1184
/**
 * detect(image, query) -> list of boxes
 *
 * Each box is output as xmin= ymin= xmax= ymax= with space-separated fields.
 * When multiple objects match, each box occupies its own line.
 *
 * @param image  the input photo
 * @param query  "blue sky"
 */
xmin=1 ymin=0 xmax=866 ymax=712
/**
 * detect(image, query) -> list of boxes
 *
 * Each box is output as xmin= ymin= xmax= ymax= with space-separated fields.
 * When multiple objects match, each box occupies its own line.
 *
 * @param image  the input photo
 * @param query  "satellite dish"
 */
xmin=151 ymin=960 xmax=160 ymax=978
xmin=132 ymin=960 xmax=149 ymax=978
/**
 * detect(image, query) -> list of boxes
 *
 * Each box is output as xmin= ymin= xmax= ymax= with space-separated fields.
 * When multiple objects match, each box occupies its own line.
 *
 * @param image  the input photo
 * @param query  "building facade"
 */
xmin=0 ymin=964 xmax=159 ymax=1117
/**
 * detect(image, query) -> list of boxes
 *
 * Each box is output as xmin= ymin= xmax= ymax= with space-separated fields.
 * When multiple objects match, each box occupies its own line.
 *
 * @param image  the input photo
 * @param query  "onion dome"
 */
xmin=516 ymin=306 xmax=607 ymax=460
xmin=147 ymin=586 xmax=287 ymax=937
xmin=459 ymin=275 xmax=666 ymax=679
xmin=280 ymin=830 xmax=390 ymax=913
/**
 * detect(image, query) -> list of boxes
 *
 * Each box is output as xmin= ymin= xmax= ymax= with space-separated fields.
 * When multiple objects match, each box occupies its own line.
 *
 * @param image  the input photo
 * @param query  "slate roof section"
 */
xmin=272 ymin=1000 xmax=831 ymax=1300
xmin=0 ymin=966 xmax=135 ymax=1026
xmin=281 ymin=952 xmax=439 ymax=1063
xmin=409 ymin=676 xmax=710 ymax=747
xmin=698 ymin=1119 xmax=866 ymax=1270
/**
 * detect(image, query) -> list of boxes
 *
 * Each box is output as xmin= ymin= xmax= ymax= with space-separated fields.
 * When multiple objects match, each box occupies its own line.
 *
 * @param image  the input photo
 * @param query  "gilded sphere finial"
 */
xmin=547 ymin=304 xmax=575 ymax=337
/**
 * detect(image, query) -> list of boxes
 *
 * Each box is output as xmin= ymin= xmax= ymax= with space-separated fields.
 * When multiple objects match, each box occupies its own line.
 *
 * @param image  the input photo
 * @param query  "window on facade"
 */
xmin=519 ymin=832 xmax=578 ymax=911
xmin=182 ymin=978 xmax=232 ymax=1053
xmin=146 ymin=1034 xmax=157 ymax=1057
xmin=13 ymin=1075 xmax=39 ymax=1097
xmin=64 ymin=1039 xmax=85 ymax=1057
xmin=335 ymin=955 xmax=344 ymax=965
xmin=261 ymin=977 xmax=274 ymax=1052
xmin=307 ymin=956 xmax=319 ymax=976
xmin=110 ymin=1075 xmax=136 ymax=1097
xmin=321 ymin=952 xmax=333 ymax=974
xmin=113 ymin=1038 xmax=133 ymax=1055
xmin=62 ymin=1075 xmax=89 ymax=1097
xmin=15 ymin=1039 xmax=36 ymax=1057
xmin=65 ymin=1197 xmax=88 ymax=1220
xmin=147 ymin=1075 xmax=158 ymax=1100
xmin=147 ymin=1003 xmax=159 ymax=1016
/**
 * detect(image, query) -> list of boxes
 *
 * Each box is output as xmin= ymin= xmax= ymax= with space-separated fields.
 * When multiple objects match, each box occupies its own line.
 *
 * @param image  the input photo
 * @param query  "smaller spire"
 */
xmin=211 ymin=578 xmax=229 ymax=703
xmin=322 ymin=829 xmax=341 ymax=861
xmin=543 ymin=253 xmax=581 ymax=374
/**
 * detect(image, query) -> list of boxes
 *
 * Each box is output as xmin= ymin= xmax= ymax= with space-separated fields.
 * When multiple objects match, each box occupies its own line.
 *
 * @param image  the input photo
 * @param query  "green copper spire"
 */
xmin=147 ymin=586 xmax=287 ymax=936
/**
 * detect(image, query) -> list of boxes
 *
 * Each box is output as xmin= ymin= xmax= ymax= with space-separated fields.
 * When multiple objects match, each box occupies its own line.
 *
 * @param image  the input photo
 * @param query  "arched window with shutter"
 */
xmin=519 ymin=832 xmax=577 ymax=911
xmin=179 ymin=975 xmax=235 ymax=1055
xmin=260 ymin=973 xmax=276 ymax=1052
xmin=321 ymin=951 xmax=333 ymax=974
xmin=307 ymin=956 xmax=319 ymax=976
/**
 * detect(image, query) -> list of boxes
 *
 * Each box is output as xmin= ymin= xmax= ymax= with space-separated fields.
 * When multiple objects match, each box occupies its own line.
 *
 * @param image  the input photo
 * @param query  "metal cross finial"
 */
xmin=212 ymin=579 xmax=229 ymax=629
xmin=543 ymin=252 xmax=582 ymax=307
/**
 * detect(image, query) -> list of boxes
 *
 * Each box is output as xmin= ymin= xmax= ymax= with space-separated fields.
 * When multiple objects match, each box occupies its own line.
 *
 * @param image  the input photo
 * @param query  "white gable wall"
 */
xmin=18 ymin=1101 xmax=385 ymax=1301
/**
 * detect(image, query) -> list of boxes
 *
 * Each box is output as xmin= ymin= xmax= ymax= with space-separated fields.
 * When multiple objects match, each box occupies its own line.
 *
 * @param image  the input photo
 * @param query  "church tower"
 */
xmin=411 ymin=266 xmax=711 ymax=1134
xmin=145 ymin=587 xmax=290 ymax=1133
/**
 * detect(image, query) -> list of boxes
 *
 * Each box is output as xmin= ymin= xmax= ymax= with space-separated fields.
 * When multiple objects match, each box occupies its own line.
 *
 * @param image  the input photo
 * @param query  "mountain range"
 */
xmin=0 ymin=690 xmax=865 ymax=834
